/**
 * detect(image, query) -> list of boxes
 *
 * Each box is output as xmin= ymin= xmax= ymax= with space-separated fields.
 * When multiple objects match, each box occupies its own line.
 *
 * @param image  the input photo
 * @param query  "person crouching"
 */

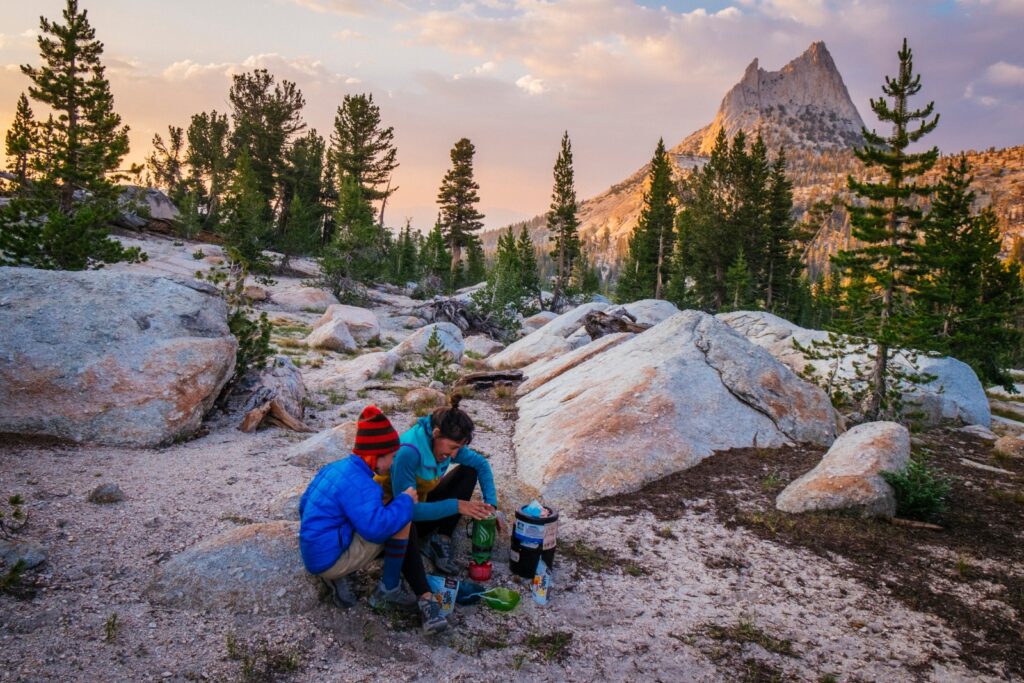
xmin=298 ymin=405 xmax=447 ymax=634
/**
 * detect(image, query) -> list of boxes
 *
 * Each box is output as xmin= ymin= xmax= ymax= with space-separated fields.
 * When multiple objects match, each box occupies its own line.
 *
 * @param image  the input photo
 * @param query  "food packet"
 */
xmin=531 ymin=558 xmax=550 ymax=605
xmin=427 ymin=575 xmax=460 ymax=616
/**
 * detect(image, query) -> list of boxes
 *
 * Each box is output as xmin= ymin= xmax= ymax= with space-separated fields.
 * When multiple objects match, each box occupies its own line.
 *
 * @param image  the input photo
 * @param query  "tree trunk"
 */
xmin=655 ymin=230 xmax=665 ymax=300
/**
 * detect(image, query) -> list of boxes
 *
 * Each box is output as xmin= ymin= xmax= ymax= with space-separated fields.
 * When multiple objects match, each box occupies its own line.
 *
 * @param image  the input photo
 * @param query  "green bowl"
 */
xmin=480 ymin=587 xmax=520 ymax=612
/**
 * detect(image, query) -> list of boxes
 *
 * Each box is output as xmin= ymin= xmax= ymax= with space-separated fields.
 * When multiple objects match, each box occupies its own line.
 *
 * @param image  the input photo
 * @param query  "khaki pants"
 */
xmin=319 ymin=534 xmax=382 ymax=580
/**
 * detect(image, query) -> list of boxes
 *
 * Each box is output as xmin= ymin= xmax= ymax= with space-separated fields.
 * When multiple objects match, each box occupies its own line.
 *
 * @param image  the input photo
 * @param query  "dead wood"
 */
xmin=583 ymin=309 xmax=651 ymax=339
xmin=454 ymin=370 xmax=524 ymax=388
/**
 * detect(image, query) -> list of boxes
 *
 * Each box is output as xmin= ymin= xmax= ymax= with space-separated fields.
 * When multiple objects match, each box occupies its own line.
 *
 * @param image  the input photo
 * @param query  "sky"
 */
xmin=0 ymin=0 xmax=1022 ymax=230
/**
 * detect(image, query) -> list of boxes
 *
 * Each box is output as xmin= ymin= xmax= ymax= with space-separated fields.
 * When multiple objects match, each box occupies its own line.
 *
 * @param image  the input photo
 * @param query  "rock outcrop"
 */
xmin=516 ymin=332 xmax=634 ymax=397
xmin=394 ymin=323 xmax=464 ymax=359
xmin=0 ymin=268 xmax=236 ymax=447
xmin=718 ymin=311 xmax=991 ymax=427
xmin=677 ymin=42 xmax=865 ymax=156
xmin=286 ymin=422 xmax=357 ymax=469
xmin=315 ymin=305 xmax=380 ymax=345
xmin=776 ymin=422 xmax=910 ymax=518
xmin=514 ymin=311 xmax=836 ymax=506
xmin=488 ymin=303 xmax=609 ymax=370
xmin=271 ymin=287 xmax=338 ymax=313
xmin=324 ymin=352 xmax=399 ymax=390
xmin=463 ymin=335 xmax=504 ymax=359
xmin=304 ymin=318 xmax=357 ymax=353
xmin=146 ymin=521 xmax=318 ymax=615
xmin=522 ymin=311 xmax=558 ymax=334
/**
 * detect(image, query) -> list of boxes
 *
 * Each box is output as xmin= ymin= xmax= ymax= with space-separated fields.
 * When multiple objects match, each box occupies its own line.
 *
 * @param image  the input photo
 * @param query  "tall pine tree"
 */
xmin=329 ymin=93 xmax=398 ymax=220
xmin=831 ymin=39 xmax=939 ymax=419
xmin=0 ymin=0 xmax=143 ymax=270
xmin=547 ymin=131 xmax=580 ymax=309
xmin=4 ymin=93 xmax=37 ymax=195
xmin=915 ymin=155 xmax=1022 ymax=388
xmin=185 ymin=110 xmax=231 ymax=229
xmin=617 ymin=138 xmax=675 ymax=302
xmin=437 ymin=138 xmax=484 ymax=287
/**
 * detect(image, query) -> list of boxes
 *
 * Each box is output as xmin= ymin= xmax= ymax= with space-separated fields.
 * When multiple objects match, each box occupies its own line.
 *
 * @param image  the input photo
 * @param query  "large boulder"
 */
xmin=272 ymin=287 xmax=338 ymax=313
xmin=487 ymin=334 xmax=573 ymax=370
xmin=522 ymin=311 xmax=558 ymax=334
xmin=463 ymin=335 xmax=505 ymax=359
xmin=718 ymin=311 xmax=991 ymax=427
xmin=326 ymin=352 xmax=399 ymax=390
xmin=776 ymin=421 xmax=910 ymax=518
xmin=489 ymin=303 xmax=610 ymax=369
xmin=394 ymin=323 xmax=464 ymax=359
xmin=304 ymin=318 xmax=357 ymax=353
xmin=0 ymin=268 xmax=236 ymax=447
xmin=287 ymin=422 xmax=357 ymax=469
xmin=517 ymin=333 xmax=635 ymax=397
xmin=146 ymin=521 xmax=318 ymax=615
xmin=116 ymin=186 xmax=181 ymax=228
xmin=268 ymin=485 xmax=305 ymax=520
xmin=315 ymin=305 xmax=380 ymax=345
xmin=403 ymin=387 xmax=448 ymax=410
xmin=515 ymin=311 xmax=836 ymax=506
xmin=620 ymin=299 xmax=680 ymax=326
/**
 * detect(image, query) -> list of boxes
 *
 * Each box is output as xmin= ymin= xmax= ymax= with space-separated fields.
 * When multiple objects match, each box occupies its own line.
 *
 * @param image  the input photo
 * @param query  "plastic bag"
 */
xmin=531 ymin=558 xmax=550 ymax=605
xmin=427 ymin=575 xmax=459 ymax=616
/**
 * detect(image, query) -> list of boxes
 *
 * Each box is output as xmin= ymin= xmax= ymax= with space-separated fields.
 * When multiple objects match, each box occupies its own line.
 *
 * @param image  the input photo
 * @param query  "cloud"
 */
xmin=515 ymin=74 xmax=547 ymax=95
xmin=334 ymin=28 xmax=366 ymax=40
xmin=287 ymin=0 xmax=404 ymax=16
xmin=756 ymin=0 xmax=828 ymax=26
xmin=161 ymin=53 xmax=346 ymax=85
xmin=957 ymin=0 xmax=1024 ymax=16
xmin=985 ymin=61 xmax=1024 ymax=87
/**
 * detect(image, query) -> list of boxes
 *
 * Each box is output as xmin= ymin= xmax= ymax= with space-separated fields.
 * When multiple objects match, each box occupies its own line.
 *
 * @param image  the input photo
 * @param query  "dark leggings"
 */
xmin=401 ymin=465 xmax=478 ymax=595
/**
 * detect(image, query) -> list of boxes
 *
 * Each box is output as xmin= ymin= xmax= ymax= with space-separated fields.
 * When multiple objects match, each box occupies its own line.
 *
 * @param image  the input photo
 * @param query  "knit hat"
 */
xmin=352 ymin=405 xmax=400 ymax=470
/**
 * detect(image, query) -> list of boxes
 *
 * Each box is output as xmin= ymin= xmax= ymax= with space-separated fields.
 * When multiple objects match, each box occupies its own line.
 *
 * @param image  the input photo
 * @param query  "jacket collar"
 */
xmin=414 ymin=417 xmax=447 ymax=471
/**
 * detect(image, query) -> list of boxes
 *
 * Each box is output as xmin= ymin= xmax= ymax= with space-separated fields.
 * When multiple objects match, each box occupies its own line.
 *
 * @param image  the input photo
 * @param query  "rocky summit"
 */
xmin=675 ymin=41 xmax=866 ymax=156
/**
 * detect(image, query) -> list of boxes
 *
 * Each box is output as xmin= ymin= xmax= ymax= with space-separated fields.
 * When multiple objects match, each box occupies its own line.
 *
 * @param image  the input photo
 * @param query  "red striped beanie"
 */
xmin=353 ymin=405 xmax=400 ymax=470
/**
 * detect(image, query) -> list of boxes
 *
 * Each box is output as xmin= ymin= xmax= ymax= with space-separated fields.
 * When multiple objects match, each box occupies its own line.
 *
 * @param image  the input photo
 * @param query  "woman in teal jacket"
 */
xmin=377 ymin=395 xmax=498 ymax=574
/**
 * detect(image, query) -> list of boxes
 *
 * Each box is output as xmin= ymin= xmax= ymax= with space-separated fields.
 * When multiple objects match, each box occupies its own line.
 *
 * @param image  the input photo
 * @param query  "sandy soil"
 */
xmin=0 ymin=234 xmax=1017 ymax=682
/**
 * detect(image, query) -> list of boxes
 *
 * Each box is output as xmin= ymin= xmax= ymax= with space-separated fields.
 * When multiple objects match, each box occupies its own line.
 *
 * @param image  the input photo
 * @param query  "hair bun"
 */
xmin=449 ymin=394 xmax=462 ymax=410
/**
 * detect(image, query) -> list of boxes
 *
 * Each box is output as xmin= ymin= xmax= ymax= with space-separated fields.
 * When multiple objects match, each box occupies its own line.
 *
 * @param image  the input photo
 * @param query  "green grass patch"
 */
xmin=525 ymin=630 xmax=573 ymax=663
xmin=700 ymin=618 xmax=794 ymax=657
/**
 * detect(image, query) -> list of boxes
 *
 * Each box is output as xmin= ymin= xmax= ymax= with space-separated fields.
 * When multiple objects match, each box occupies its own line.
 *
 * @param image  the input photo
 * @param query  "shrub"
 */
xmin=881 ymin=456 xmax=953 ymax=521
xmin=411 ymin=328 xmax=460 ymax=387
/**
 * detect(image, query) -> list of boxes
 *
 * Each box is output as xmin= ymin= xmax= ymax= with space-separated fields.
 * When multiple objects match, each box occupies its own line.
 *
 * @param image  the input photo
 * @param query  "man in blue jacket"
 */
xmin=299 ymin=405 xmax=447 ymax=634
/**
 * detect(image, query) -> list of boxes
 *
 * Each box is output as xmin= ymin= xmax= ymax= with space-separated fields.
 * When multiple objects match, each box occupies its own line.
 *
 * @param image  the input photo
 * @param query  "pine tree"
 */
xmin=764 ymin=149 xmax=799 ymax=313
xmin=464 ymin=234 xmax=487 ymax=286
xmin=278 ymin=129 xmax=326 ymax=256
xmin=220 ymin=149 xmax=271 ymax=271
xmin=329 ymin=93 xmax=398 ymax=218
xmin=915 ymin=155 xmax=1023 ymax=388
xmin=831 ymin=39 xmax=939 ymax=419
xmin=0 ymin=0 xmax=143 ymax=270
xmin=4 ymin=93 xmax=37 ymax=195
xmin=185 ymin=110 xmax=231 ymax=228
xmin=420 ymin=220 xmax=452 ymax=291
xmin=547 ymin=131 xmax=580 ymax=309
xmin=437 ymin=138 xmax=484 ymax=282
xmin=146 ymin=125 xmax=185 ymax=201
xmin=390 ymin=222 xmax=419 ymax=285
xmin=724 ymin=249 xmax=754 ymax=311
xmin=228 ymin=68 xmax=306 ymax=224
xmin=517 ymin=225 xmax=541 ymax=305
xmin=617 ymin=138 xmax=676 ymax=302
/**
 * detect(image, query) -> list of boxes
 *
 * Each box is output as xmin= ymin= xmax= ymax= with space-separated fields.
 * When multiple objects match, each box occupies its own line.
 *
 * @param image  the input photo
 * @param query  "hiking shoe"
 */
xmin=423 ymin=534 xmax=457 ymax=575
xmin=418 ymin=596 xmax=448 ymax=635
xmin=320 ymin=575 xmax=357 ymax=609
xmin=368 ymin=581 xmax=417 ymax=610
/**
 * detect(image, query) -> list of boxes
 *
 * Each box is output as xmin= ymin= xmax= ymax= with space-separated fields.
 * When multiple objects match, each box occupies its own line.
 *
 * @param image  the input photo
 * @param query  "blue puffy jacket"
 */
xmin=298 ymin=454 xmax=414 ymax=575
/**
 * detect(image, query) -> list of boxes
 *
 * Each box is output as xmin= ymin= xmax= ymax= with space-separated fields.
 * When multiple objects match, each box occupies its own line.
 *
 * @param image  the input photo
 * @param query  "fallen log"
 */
xmin=454 ymin=370 xmax=524 ymax=388
xmin=888 ymin=517 xmax=943 ymax=531
xmin=416 ymin=298 xmax=505 ymax=340
xmin=583 ymin=309 xmax=651 ymax=339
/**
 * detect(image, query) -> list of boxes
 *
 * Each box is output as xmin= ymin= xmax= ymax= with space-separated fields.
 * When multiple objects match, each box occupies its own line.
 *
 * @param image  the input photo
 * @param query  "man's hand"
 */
xmin=402 ymin=486 xmax=419 ymax=503
xmin=458 ymin=499 xmax=493 ymax=520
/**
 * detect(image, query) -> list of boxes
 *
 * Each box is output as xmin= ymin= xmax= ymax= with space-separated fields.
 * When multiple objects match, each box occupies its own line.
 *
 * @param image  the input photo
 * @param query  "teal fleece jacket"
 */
xmin=391 ymin=416 xmax=498 ymax=521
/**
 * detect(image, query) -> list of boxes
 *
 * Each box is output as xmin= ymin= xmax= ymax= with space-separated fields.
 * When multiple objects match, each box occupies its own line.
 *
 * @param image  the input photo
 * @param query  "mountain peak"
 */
xmin=675 ymin=41 xmax=865 ymax=156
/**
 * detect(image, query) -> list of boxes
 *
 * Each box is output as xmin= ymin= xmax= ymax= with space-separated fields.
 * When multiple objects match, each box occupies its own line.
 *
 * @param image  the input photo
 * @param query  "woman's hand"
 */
xmin=458 ymin=499 xmax=494 ymax=520
xmin=402 ymin=486 xmax=419 ymax=503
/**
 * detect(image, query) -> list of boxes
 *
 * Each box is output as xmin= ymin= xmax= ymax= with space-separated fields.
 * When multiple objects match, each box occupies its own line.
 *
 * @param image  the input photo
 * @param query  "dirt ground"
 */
xmin=2 ymin=238 xmax=1022 ymax=682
